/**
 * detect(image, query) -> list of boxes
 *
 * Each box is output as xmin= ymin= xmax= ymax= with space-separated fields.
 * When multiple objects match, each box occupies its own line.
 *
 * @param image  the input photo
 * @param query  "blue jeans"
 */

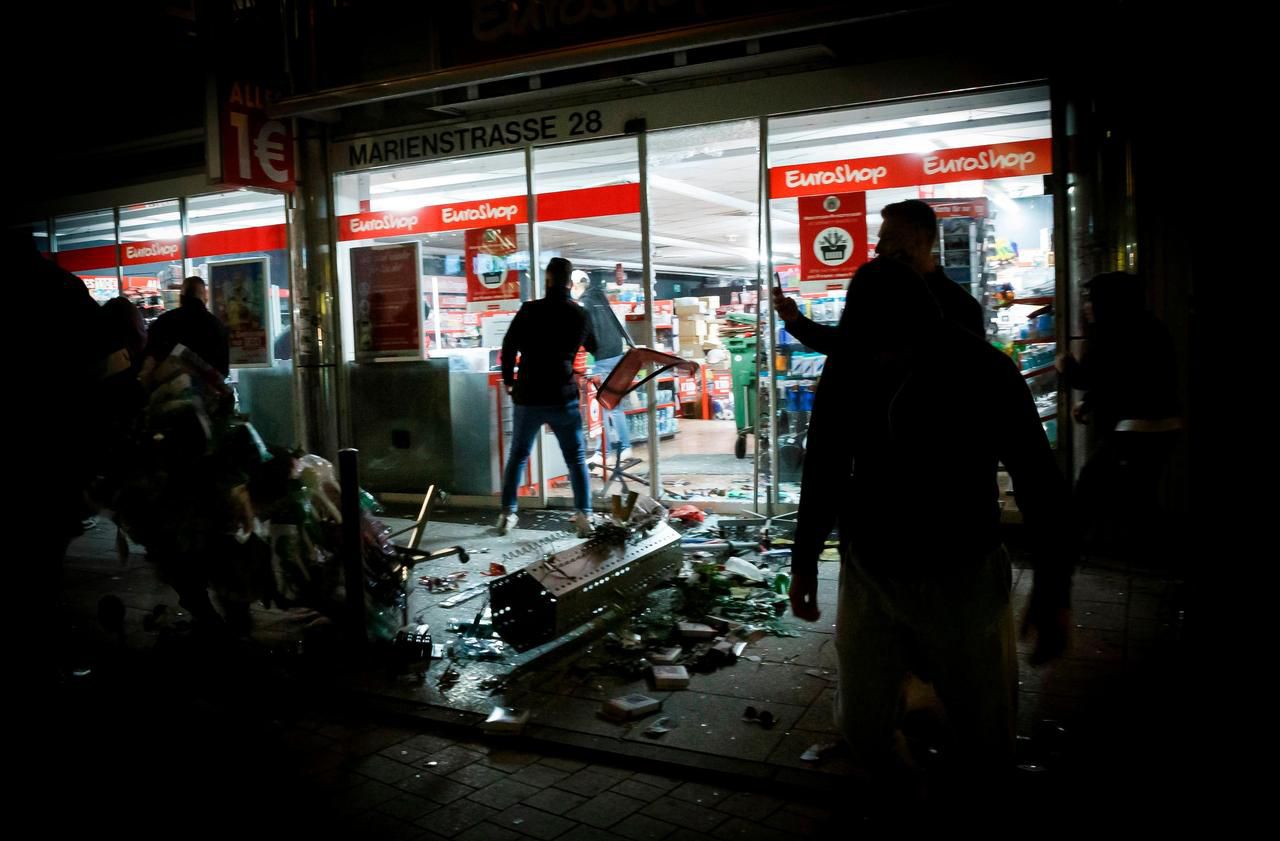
xmin=501 ymin=399 xmax=592 ymax=513
xmin=592 ymin=354 xmax=632 ymax=454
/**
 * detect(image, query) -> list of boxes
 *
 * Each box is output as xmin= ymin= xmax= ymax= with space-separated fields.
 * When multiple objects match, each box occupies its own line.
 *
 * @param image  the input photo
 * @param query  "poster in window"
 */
xmin=465 ymin=225 xmax=521 ymax=307
xmin=349 ymin=242 xmax=424 ymax=361
xmin=798 ymin=192 xmax=868 ymax=295
xmin=208 ymin=257 xmax=272 ymax=367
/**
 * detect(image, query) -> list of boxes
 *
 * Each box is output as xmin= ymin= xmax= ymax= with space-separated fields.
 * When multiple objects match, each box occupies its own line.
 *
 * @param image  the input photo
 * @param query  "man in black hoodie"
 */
xmin=774 ymin=248 xmax=1072 ymax=794
xmin=578 ymin=274 xmax=633 ymax=461
xmin=141 ymin=276 xmax=230 ymax=378
xmin=499 ymin=257 xmax=598 ymax=537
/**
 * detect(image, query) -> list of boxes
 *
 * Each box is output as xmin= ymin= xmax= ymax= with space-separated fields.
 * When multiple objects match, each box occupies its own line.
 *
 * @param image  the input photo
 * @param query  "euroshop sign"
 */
xmin=770 ymin=140 xmax=1051 ymax=199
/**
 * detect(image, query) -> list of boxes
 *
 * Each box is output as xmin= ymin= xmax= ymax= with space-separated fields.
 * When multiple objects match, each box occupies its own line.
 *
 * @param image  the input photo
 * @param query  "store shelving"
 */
xmin=625 ymin=402 xmax=676 ymax=415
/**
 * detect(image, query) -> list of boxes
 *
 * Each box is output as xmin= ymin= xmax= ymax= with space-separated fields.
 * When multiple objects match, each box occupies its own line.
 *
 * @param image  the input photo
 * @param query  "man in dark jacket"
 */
xmin=499 ymin=257 xmax=598 ymax=537
xmin=22 ymin=229 xmax=112 ymax=597
xmin=577 ymin=274 xmax=632 ymax=460
xmin=774 ymin=253 xmax=1072 ymax=796
xmin=881 ymin=199 xmax=984 ymax=337
xmin=142 ymin=276 xmax=230 ymax=378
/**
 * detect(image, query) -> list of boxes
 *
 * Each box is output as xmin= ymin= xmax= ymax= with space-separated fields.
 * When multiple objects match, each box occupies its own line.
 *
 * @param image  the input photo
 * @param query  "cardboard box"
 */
xmin=702 ymin=296 xmax=721 ymax=314
xmin=649 ymin=646 xmax=683 ymax=665
xmin=681 ymin=319 xmax=708 ymax=338
xmin=678 ymin=621 xmax=717 ymax=639
xmin=651 ymin=665 xmax=690 ymax=690
xmin=675 ymin=304 xmax=705 ymax=317
xmin=602 ymin=693 xmax=663 ymax=721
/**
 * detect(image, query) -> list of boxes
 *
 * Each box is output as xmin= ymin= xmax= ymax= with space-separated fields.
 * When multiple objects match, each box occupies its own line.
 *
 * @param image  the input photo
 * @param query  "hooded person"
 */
xmin=577 ymin=273 xmax=633 ymax=461
xmin=782 ymin=255 xmax=1073 ymax=798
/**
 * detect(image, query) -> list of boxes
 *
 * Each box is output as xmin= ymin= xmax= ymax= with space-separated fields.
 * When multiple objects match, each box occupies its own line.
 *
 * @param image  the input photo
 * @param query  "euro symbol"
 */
xmin=254 ymin=120 xmax=290 ymax=183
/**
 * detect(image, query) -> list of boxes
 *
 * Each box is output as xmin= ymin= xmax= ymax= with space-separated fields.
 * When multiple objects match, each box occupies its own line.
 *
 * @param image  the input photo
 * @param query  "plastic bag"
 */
xmin=668 ymin=504 xmax=706 ymax=523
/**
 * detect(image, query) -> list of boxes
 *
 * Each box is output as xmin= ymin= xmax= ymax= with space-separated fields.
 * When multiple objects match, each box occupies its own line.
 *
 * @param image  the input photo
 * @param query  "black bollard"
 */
xmin=339 ymin=448 xmax=366 ymax=646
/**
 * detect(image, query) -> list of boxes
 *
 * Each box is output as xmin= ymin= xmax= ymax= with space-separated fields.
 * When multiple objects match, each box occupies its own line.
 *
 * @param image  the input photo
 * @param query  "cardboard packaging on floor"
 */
xmin=651 ymin=665 xmax=690 ymax=690
xmin=649 ymin=646 xmax=683 ymax=664
xmin=602 ymin=693 xmax=663 ymax=721
xmin=678 ymin=621 xmax=717 ymax=639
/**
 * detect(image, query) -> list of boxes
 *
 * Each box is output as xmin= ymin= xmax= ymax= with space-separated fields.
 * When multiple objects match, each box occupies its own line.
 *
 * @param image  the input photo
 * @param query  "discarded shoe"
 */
xmin=496 ymin=512 xmax=519 ymax=535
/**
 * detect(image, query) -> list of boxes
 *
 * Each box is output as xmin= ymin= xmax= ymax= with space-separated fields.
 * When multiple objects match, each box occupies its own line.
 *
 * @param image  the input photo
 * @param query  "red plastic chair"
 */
xmin=596 ymin=347 xmax=700 ymax=410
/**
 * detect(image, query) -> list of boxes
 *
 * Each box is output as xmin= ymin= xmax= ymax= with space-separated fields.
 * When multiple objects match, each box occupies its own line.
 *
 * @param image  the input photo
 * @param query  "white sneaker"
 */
xmin=495 ymin=512 xmax=519 ymax=535
xmin=572 ymin=511 xmax=595 ymax=538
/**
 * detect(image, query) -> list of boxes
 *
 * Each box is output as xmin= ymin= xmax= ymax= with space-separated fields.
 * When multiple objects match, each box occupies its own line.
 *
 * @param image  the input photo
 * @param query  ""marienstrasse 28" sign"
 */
xmin=333 ymin=105 xmax=625 ymax=171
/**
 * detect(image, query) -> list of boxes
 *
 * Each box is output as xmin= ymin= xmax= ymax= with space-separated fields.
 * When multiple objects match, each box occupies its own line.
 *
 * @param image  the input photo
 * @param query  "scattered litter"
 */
xmin=421 ymin=571 xmax=468 ymax=592
xmin=648 ymin=646 xmax=683 ymax=665
xmin=440 ymin=584 xmax=489 ymax=607
xmin=651 ymin=665 xmax=690 ymax=689
xmin=678 ymin=622 xmax=717 ymax=639
xmin=478 ymin=674 xmax=509 ymax=692
xmin=437 ymin=665 xmax=461 ymax=692
xmin=452 ymin=637 xmax=506 ymax=660
xmin=801 ymin=742 xmax=839 ymax=762
xmin=669 ymin=504 xmax=706 ymax=523
xmin=481 ymin=706 xmax=529 ymax=734
xmin=705 ymin=616 xmax=742 ymax=635
xmin=724 ymin=556 xmax=767 ymax=582
xmin=643 ymin=716 xmax=677 ymax=738
xmin=745 ymin=655 xmax=762 ymax=663
xmin=608 ymin=630 xmax=644 ymax=650
xmin=481 ymin=562 xmax=509 ymax=577
xmin=711 ymin=639 xmax=740 ymax=663
xmin=804 ymin=668 xmax=836 ymax=681
xmin=602 ymin=693 xmax=663 ymax=721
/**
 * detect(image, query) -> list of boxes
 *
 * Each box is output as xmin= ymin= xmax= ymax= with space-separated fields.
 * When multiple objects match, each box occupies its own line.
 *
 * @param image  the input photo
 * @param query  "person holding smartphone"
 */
xmin=771 ymin=214 xmax=1073 ymax=802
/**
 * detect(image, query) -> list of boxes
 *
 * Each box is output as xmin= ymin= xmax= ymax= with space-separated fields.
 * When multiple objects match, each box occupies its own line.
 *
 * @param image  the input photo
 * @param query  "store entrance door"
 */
xmin=646 ymin=121 xmax=766 ymax=508
xmin=533 ymin=122 xmax=767 ymax=511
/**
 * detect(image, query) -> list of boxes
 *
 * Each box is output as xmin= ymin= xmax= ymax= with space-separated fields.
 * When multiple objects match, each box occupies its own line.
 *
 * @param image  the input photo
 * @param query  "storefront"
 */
xmin=28 ymin=188 xmax=298 ymax=446
xmin=325 ymin=74 xmax=1062 ymax=513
